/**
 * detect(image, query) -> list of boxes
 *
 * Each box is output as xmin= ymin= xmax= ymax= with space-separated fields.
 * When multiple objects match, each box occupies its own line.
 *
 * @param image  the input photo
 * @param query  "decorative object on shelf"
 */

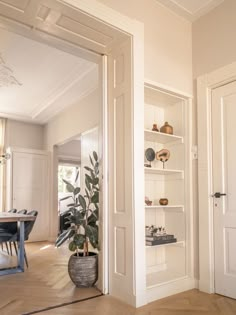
xmin=145 ymin=196 xmax=152 ymax=206
xmin=145 ymin=147 xmax=155 ymax=167
xmin=159 ymin=198 xmax=168 ymax=206
xmin=145 ymin=225 xmax=177 ymax=246
xmin=160 ymin=121 xmax=173 ymax=134
xmin=156 ymin=149 xmax=170 ymax=169
xmin=152 ymin=123 xmax=159 ymax=132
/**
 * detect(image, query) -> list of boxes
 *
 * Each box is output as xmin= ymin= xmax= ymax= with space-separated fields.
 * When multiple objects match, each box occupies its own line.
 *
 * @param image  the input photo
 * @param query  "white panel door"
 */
xmin=108 ymin=38 xmax=134 ymax=304
xmin=212 ymin=81 xmax=236 ymax=299
xmin=12 ymin=151 xmax=49 ymax=241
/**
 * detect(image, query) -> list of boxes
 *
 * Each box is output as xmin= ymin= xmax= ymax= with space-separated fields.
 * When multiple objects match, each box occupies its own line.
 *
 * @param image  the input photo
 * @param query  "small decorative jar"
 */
xmin=160 ymin=122 xmax=173 ymax=134
xmin=152 ymin=124 xmax=159 ymax=132
xmin=159 ymin=198 xmax=168 ymax=206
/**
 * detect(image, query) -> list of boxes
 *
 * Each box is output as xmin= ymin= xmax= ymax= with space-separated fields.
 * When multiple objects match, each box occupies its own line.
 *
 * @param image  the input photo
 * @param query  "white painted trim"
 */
xmin=58 ymin=154 xmax=81 ymax=163
xmin=1 ymin=0 xmax=145 ymax=306
xmin=144 ymin=78 xmax=193 ymax=99
xmin=197 ymin=61 xmax=236 ymax=293
xmin=62 ymin=1 xmax=145 ymax=307
xmin=101 ymin=55 xmax=109 ymax=294
xmin=31 ymin=64 xmax=98 ymax=123
xmin=0 ymin=15 xmax=101 ymax=64
xmin=6 ymin=146 xmax=49 ymax=156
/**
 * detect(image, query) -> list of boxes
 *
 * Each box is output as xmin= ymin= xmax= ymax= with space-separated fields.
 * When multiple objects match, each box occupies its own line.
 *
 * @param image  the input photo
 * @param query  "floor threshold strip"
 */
xmin=22 ymin=293 xmax=103 ymax=315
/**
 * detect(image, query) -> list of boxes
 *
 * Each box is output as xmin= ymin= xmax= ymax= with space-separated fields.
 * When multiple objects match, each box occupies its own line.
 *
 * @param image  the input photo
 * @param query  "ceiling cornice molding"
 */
xmin=37 ymin=65 xmax=98 ymax=124
xmin=156 ymin=0 xmax=224 ymax=22
xmin=30 ymin=62 xmax=97 ymax=120
xmin=0 ymin=64 xmax=98 ymax=124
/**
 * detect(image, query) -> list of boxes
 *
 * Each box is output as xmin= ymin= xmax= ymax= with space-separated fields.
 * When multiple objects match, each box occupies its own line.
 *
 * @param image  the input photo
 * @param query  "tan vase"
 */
xmin=160 ymin=122 xmax=173 ymax=134
xmin=159 ymin=198 xmax=168 ymax=206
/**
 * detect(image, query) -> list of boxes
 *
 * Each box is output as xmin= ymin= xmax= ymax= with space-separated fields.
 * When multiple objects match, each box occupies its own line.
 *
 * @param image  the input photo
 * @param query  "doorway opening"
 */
xmin=0 ymin=0 xmax=144 ymax=308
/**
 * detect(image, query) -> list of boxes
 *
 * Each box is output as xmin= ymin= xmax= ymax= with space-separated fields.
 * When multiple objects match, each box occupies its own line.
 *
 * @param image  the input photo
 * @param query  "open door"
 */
xmin=108 ymin=38 xmax=135 ymax=304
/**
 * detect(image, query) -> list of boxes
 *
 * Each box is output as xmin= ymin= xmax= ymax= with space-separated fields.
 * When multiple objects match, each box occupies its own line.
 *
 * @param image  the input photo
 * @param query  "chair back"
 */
xmin=8 ymin=209 xmax=17 ymax=213
xmin=0 ymin=209 xmax=18 ymax=232
xmin=17 ymin=209 xmax=27 ymax=215
xmin=24 ymin=211 xmax=38 ymax=241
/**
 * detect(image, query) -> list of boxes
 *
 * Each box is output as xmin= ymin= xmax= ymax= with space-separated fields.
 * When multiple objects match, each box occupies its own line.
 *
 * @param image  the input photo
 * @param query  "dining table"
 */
xmin=0 ymin=212 xmax=36 ymax=276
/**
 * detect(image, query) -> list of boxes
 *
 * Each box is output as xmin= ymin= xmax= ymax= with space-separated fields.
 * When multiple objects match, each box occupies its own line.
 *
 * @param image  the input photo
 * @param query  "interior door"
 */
xmin=12 ymin=151 xmax=49 ymax=242
xmin=212 ymin=81 xmax=236 ymax=299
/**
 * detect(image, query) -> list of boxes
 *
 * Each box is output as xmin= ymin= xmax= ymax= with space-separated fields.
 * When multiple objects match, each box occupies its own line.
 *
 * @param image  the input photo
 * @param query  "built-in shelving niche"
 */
xmin=144 ymin=81 xmax=193 ymax=300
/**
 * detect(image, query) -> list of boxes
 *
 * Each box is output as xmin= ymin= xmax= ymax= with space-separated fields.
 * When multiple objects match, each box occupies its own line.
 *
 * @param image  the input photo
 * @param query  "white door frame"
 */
xmin=197 ymin=61 xmax=236 ymax=293
xmin=0 ymin=0 xmax=145 ymax=306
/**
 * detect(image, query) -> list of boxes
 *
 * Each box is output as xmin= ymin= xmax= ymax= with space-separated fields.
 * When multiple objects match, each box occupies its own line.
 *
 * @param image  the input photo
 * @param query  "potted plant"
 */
xmin=56 ymin=151 xmax=99 ymax=287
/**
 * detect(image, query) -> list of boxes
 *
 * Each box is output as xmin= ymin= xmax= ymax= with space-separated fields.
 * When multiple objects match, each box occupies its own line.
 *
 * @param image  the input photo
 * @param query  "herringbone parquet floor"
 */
xmin=1 ymin=242 xmax=236 ymax=315
xmin=0 ymin=242 xmax=100 ymax=315
xmin=43 ymin=289 xmax=236 ymax=315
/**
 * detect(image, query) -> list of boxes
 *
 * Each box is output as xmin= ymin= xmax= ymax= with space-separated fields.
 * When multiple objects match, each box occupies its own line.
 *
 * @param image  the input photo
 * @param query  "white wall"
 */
xmin=193 ymin=0 xmax=236 ymax=79
xmin=192 ymin=0 xmax=236 ymax=280
xmin=98 ymin=0 xmax=192 ymax=95
xmin=58 ymin=139 xmax=81 ymax=163
xmin=5 ymin=119 xmax=44 ymax=150
xmin=44 ymin=88 xmax=100 ymax=150
xmin=80 ymin=127 xmax=99 ymax=195
xmin=44 ymin=88 xmax=100 ymax=240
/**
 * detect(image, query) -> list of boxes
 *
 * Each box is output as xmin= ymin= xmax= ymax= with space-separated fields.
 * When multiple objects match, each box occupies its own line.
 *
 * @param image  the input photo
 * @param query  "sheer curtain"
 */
xmin=0 ymin=118 xmax=6 ymax=212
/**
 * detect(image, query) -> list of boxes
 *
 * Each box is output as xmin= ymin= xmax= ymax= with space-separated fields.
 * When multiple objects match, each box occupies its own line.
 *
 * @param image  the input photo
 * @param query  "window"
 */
xmin=58 ymin=164 xmax=80 ymax=193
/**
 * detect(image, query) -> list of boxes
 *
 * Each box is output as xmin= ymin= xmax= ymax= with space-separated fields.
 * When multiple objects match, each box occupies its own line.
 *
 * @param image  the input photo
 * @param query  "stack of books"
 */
xmin=146 ymin=234 xmax=177 ymax=246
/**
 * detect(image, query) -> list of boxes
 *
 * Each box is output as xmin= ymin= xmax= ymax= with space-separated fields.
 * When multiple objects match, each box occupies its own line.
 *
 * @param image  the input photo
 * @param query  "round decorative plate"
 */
xmin=145 ymin=148 xmax=155 ymax=162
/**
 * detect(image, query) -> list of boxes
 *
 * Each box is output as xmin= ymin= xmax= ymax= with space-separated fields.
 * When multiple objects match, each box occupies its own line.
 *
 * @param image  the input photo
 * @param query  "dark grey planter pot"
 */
xmin=68 ymin=252 xmax=98 ymax=287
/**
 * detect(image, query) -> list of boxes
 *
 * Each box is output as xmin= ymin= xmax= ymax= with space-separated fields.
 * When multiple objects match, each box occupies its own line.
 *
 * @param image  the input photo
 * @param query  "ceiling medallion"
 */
xmin=0 ymin=54 xmax=22 ymax=87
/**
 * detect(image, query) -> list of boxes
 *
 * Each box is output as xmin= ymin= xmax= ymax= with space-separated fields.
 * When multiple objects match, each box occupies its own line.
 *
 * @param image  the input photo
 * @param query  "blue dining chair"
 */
xmin=7 ymin=210 xmax=28 ymax=256
xmin=0 ymin=209 xmax=17 ymax=254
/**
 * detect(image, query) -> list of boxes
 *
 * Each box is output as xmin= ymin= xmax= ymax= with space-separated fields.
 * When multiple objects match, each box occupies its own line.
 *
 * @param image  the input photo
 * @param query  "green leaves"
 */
xmin=78 ymin=195 xmax=86 ymax=210
xmin=56 ymin=151 xmax=100 ymax=255
xmin=63 ymin=179 xmax=75 ymax=193
xmin=85 ymin=225 xmax=98 ymax=245
xmin=74 ymin=187 xmax=80 ymax=196
xmin=55 ymin=229 xmax=75 ymax=247
xmin=93 ymin=151 xmax=98 ymax=162
xmin=91 ymin=191 xmax=99 ymax=204
xmin=59 ymin=196 xmax=71 ymax=201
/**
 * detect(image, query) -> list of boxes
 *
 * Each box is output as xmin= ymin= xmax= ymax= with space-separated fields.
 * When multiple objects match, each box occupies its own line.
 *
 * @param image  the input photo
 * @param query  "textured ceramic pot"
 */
xmin=160 ymin=122 xmax=173 ymax=134
xmin=68 ymin=252 xmax=98 ymax=287
xmin=159 ymin=198 xmax=168 ymax=206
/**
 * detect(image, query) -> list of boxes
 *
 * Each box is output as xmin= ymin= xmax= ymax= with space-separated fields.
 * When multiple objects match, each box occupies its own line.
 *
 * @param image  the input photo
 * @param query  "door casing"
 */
xmin=197 ymin=62 xmax=236 ymax=293
xmin=0 ymin=0 xmax=145 ymax=307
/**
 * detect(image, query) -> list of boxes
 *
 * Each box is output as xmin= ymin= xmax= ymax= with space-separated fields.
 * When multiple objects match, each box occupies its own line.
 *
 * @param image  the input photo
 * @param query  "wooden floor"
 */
xmin=0 ymin=242 xmax=100 ymax=315
xmin=1 ymin=242 xmax=236 ymax=315
xmin=43 ymin=290 xmax=236 ymax=315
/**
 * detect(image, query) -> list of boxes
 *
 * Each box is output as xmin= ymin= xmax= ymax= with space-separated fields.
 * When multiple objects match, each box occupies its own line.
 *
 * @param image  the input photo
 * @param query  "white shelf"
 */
xmin=144 ymin=129 xmax=183 ymax=144
xmin=145 ymin=205 xmax=184 ymax=212
xmin=145 ymin=241 xmax=185 ymax=249
xmin=144 ymin=82 xmax=192 ymax=299
xmin=146 ymin=270 xmax=187 ymax=288
xmin=144 ymin=167 xmax=183 ymax=175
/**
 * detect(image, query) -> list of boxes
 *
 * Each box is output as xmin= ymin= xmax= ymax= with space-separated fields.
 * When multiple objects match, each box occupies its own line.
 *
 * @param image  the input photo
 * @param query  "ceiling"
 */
xmin=156 ymin=0 xmax=224 ymax=21
xmin=0 ymin=27 xmax=98 ymax=124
